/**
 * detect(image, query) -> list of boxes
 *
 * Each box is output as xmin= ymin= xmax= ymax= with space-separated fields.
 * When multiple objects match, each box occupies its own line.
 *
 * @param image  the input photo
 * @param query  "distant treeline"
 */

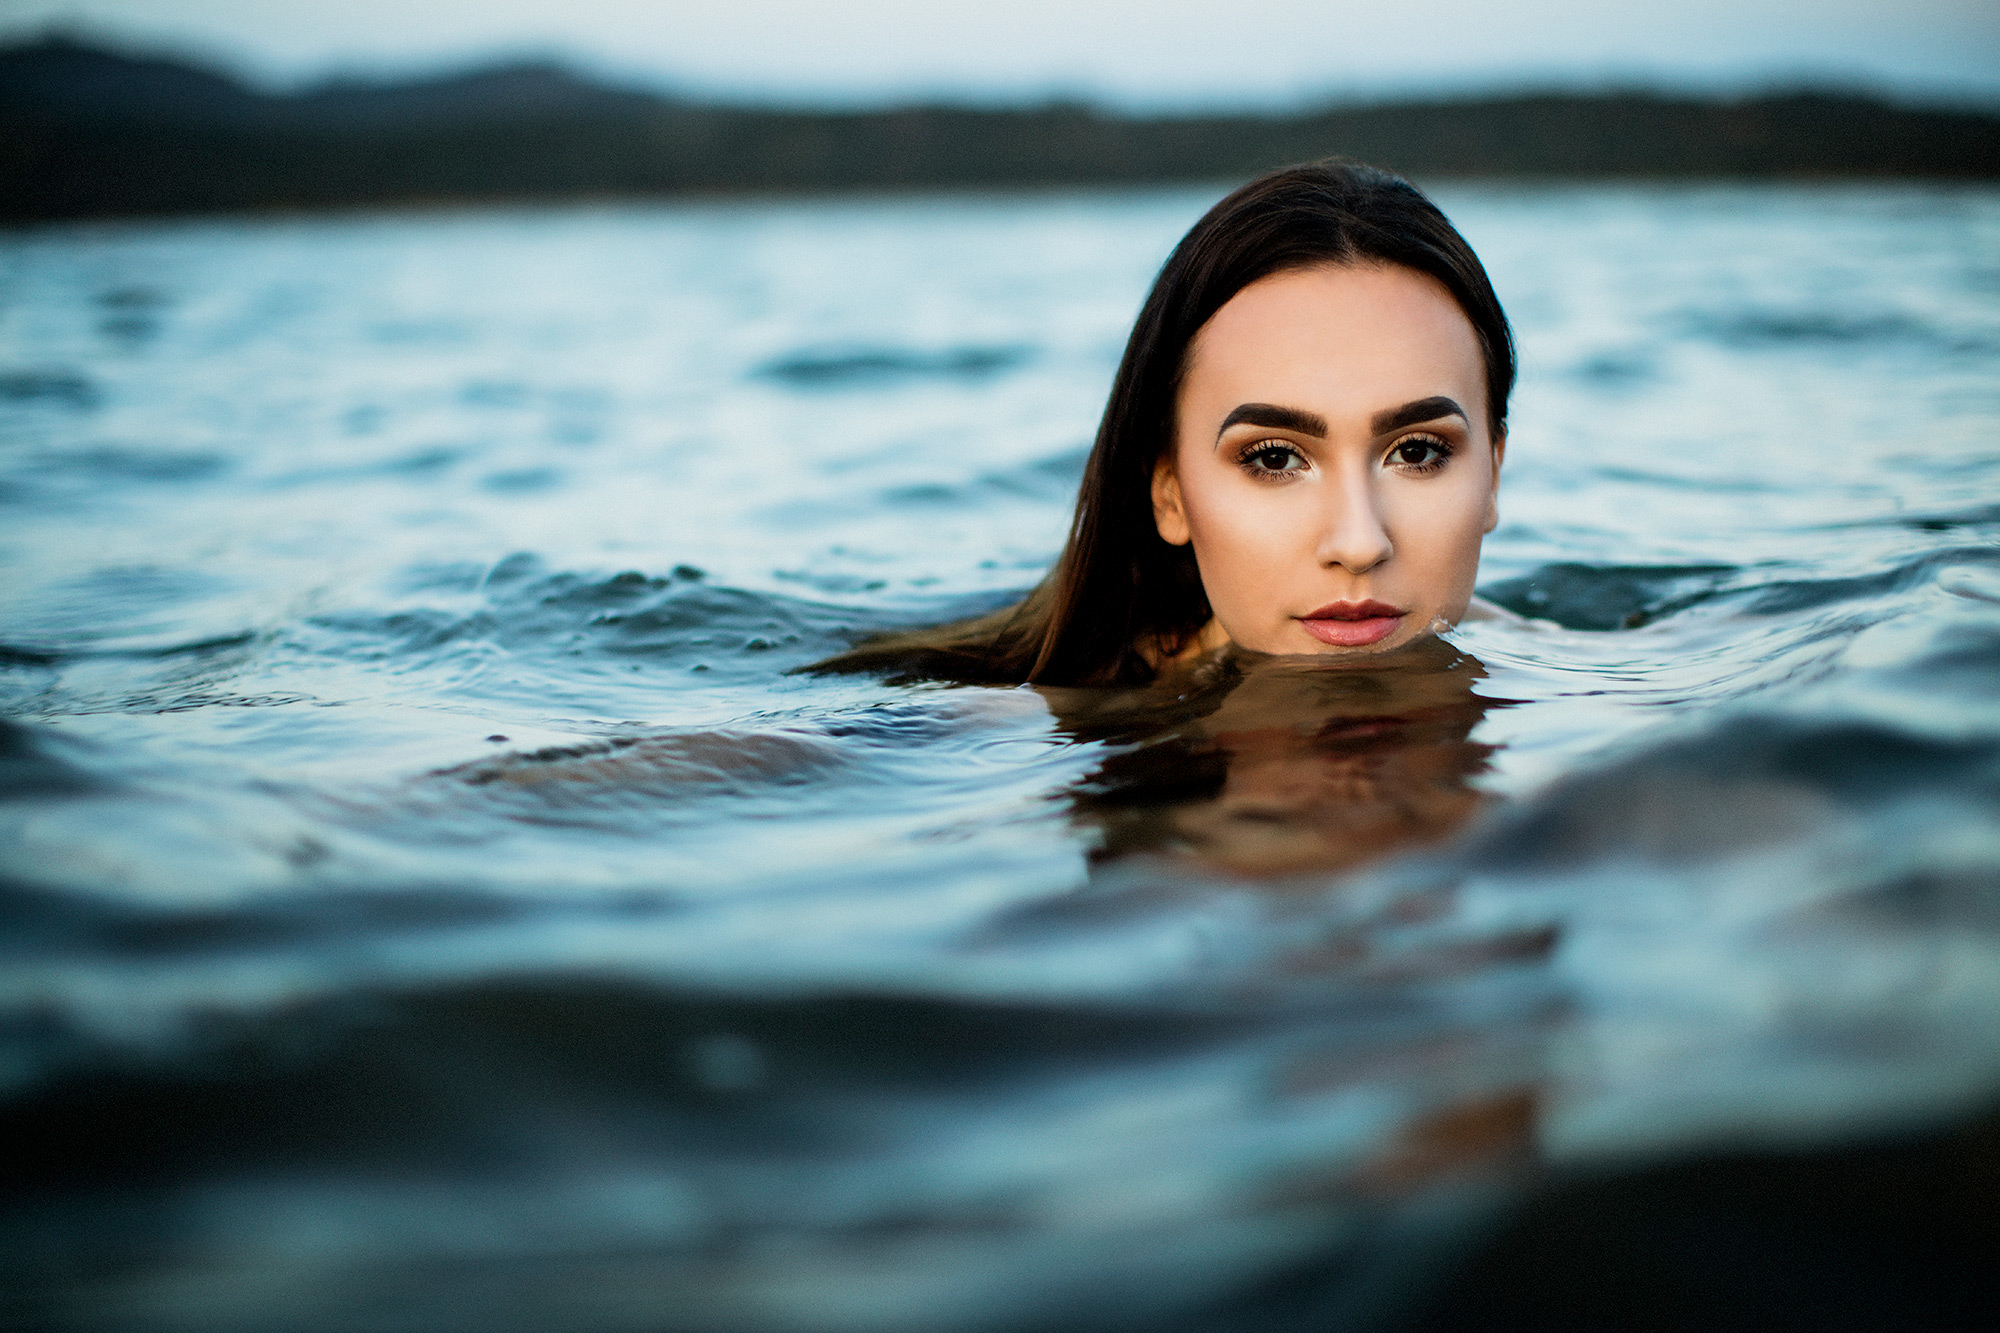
xmin=4 ymin=35 xmax=1998 ymax=222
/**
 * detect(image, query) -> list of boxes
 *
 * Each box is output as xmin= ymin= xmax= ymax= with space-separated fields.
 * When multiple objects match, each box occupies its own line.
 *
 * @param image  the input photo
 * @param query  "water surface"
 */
xmin=3 ymin=184 xmax=1999 ymax=1330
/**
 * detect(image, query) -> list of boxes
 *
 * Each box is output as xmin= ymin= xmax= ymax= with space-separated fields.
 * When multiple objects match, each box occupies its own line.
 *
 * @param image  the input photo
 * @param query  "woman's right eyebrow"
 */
xmin=1216 ymin=403 xmax=1327 ymax=439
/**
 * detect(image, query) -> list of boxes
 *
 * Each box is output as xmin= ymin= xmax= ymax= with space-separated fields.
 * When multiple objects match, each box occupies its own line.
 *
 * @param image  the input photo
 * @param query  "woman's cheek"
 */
xmin=1398 ymin=480 xmax=1489 ymax=609
xmin=1191 ymin=490 xmax=1306 ymax=643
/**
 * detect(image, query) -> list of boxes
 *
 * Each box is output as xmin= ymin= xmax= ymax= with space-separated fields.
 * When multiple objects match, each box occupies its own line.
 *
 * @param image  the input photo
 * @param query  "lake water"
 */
xmin=3 ymin=184 xmax=1999 ymax=1331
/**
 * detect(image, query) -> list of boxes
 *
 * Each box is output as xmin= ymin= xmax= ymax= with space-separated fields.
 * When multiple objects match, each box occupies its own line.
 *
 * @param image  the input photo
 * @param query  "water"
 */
xmin=2 ymin=184 xmax=1998 ymax=1331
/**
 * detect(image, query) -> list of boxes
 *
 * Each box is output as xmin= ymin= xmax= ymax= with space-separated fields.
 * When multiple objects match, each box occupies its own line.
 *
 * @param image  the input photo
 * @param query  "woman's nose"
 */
xmin=1315 ymin=476 xmax=1393 ymax=574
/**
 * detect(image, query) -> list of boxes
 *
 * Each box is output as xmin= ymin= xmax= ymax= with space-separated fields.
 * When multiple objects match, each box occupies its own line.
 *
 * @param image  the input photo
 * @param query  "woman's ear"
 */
xmin=1152 ymin=455 xmax=1191 ymax=546
xmin=1483 ymin=430 xmax=1506 ymax=535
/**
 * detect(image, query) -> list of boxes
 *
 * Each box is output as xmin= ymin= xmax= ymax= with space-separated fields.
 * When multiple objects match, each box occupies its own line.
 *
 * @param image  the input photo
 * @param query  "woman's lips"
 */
xmin=1297 ymin=600 xmax=1405 ymax=647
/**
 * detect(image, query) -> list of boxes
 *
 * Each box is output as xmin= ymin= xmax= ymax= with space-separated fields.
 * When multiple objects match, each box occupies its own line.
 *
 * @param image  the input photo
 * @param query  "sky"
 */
xmin=3 ymin=0 xmax=1997 ymax=109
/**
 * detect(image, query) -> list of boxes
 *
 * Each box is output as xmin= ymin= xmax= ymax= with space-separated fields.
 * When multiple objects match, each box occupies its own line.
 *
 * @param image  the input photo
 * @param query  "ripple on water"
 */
xmin=754 ymin=343 xmax=1035 ymax=389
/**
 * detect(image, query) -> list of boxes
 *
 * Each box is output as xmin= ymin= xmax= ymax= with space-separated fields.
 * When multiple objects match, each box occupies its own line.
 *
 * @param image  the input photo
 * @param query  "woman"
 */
xmin=819 ymin=158 xmax=1515 ymax=687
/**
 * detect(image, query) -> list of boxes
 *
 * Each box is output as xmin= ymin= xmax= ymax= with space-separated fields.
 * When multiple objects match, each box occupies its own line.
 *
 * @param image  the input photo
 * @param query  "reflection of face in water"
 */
xmin=1058 ymin=638 xmax=1504 ymax=877
xmin=1050 ymin=639 xmax=1547 ymax=1199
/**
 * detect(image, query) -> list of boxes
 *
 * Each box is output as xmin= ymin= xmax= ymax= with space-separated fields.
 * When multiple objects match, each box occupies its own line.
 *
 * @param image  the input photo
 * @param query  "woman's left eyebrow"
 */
xmin=1371 ymin=396 xmax=1466 ymax=434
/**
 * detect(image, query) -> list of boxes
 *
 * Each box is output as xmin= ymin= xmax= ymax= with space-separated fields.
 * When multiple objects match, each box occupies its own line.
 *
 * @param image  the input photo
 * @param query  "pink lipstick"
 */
xmin=1297 ymin=600 xmax=1405 ymax=647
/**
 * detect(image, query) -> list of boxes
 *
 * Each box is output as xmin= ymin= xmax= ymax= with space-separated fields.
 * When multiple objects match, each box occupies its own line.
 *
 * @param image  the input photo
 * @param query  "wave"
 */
xmin=1472 ymin=715 xmax=2000 ymax=872
xmin=1739 ymin=546 xmax=2000 ymax=617
xmin=0 ymin=444 xmax=232 ymax=511
xmin=1855 ymin=500 xmax=2000 ymax=534
xmin=311 ymin=562 xmax=852 ymax=675
xmin=1478 ymin=563 xmax=1741 ymax=630
xmin=300 ymin=557 xmax=1018 ymax=696
xmin=0 ymin=629 xmax=258 ymax=665
xmin=1480 ymin=545 xmax=2000 ymax=630
xmin=876 ymin=446 xmax=1090 ymax=510
xmin=754 ymin=344 xmax=1034 ymax=389
xmin=1675 ymin=307 xmax=1995 ymax=355
xmin=0 ymin=366 xmax=97 ymax=408
xmin=0 ymin=716 xmax=103 ymax=798
xmin=42 ymin=444 xmax=231 ymax=483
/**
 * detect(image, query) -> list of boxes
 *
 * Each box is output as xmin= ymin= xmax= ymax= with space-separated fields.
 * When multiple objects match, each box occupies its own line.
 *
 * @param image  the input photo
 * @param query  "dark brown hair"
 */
xmin=815 ymin=159 xmax=1515 ymax=687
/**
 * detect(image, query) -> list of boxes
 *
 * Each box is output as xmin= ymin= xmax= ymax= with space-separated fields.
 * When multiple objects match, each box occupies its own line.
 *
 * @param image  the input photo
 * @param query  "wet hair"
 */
xmin=815 ymin=159 xmax=1515 ymax=687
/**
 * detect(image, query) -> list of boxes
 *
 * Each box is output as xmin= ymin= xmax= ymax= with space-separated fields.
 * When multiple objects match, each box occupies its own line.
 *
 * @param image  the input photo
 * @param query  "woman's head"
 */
xmin=1034 ymin=160 xmax=1515 ymax=682
xmin=812 ymin=160 xmax=1514 ymax=688
xmin=1152 ymin=260 xmax=1500 ymax=656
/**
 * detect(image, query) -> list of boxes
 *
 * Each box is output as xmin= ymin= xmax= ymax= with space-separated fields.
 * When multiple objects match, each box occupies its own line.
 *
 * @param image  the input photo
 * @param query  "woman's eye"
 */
xmin=1389 ymin=437 xmax=1450 ymax=470
xmin=1243 ymin=443 xmax=1307 ymax=475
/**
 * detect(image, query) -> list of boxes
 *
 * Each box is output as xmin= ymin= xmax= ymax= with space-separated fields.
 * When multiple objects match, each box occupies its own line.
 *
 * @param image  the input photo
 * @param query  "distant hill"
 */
xmin=3 ymin=34 xmax=1997 ymax=221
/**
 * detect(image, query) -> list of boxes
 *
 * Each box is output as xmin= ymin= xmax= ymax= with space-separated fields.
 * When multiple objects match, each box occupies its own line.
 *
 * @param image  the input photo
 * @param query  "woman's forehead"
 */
xmin=1183 ymin=263 xmax=1486 ymax=421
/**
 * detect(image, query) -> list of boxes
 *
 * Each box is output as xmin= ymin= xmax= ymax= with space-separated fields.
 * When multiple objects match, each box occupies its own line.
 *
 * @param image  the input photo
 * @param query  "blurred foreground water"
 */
xmin=2 ymin=184 xmax=1998 ymax=1331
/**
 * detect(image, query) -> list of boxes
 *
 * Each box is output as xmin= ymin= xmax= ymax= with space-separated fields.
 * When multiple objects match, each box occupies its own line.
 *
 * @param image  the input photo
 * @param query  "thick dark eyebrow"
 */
xmin=1216 ymin=402 xmax=1327 ymax=440
xmin=1371 ymin=396 xmax=1466 ymax=435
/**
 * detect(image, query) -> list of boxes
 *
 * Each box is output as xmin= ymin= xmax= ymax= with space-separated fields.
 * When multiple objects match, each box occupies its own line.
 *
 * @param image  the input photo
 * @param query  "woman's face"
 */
xmin=1153 ymin=262 xmax=1502 ymax=657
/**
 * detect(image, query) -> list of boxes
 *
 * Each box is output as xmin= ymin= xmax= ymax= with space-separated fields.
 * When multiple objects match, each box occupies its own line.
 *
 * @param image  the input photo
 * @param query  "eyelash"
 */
xmin=1238 ymin=442 xmax=1307 ymax=476
xmin=1233 ymin=434 xmax=1457 ymax=479
xmin=1388 ymin=434 xmax=1454 ymax=474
